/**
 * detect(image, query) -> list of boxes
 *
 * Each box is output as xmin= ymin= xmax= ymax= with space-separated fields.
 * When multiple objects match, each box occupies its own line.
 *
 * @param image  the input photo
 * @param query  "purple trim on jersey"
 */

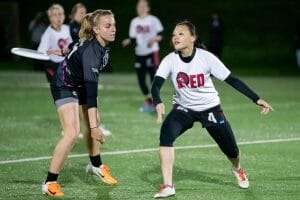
xmin=60 ymin=60 xmax=72 ymax=87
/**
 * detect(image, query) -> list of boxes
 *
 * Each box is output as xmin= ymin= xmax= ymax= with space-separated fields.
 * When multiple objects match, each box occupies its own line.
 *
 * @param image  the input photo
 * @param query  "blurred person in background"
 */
xmin=28 ymin=12 xmax=48 ymax=70
xmin=37 ymin=4 xmax=72 ymax=83
xmin=208 ymin=12 xmax=223 ymax=58
xmin=122 ymin=0 xmax=164 ymax=112
xmin=295 ymin=19 xmax=300 ymax=68
xmin=28 ymin=12 xmax=48 ymax=50
xmin=69 ymin=2 xmax=87 ymax=43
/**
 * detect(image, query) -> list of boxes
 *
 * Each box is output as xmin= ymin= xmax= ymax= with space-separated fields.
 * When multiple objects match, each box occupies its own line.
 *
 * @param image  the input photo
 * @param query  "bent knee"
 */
xmin=159 ymin=132 xmax=176 ymax=147
xmin=62 ymin=128 xmax=80 ymax=143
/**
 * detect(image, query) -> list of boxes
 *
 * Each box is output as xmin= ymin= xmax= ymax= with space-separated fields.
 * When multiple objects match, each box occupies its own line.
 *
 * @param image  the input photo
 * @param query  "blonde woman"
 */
xmin=42 ymin=9 xmax=117 ymax=197
xmin=37 ymin=4 xmax=72 ymax=83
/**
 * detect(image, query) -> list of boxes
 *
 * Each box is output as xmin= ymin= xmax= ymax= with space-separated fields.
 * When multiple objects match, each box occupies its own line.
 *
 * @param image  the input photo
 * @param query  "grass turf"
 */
xmin=0 ymin=71 xmax=299 ymax=199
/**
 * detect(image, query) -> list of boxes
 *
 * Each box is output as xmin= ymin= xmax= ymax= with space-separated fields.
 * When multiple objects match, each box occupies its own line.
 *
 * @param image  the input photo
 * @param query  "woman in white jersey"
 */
xmin=122 ymin=0 xmax=163 ymax=112
xmin=38 ymin=4 xmax=72 ymax=83
xmin=151 ymin=21 xmax=273 ymax=198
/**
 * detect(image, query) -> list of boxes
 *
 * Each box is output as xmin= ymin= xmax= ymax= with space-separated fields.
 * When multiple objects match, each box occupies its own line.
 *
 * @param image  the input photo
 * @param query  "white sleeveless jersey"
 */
xmin=37 ymin=24 xmax=72 ymax=63
xmin=156 ymin=48 xmax=231 ymax=111
xmin=129 ymin=15 xmax=163 ymax=56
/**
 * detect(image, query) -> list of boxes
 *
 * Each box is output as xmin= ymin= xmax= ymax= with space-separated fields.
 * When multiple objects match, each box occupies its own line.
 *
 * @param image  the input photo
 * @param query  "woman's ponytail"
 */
xmin=79 ymin=13 xmax=93 ymax=41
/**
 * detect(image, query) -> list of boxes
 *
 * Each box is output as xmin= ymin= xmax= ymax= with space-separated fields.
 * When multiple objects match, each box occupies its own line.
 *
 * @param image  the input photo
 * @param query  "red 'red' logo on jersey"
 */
xmin=176 ymin=72 xmax=204 ymax=89
xmin=136 ymin=25 xmax=150 ymax=33
xmin=58 ymin=38 xmax=69 ymax=50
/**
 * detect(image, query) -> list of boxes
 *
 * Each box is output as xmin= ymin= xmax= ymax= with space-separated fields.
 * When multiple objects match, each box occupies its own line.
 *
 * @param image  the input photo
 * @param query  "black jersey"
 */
xmin=69 ymin=20 xmax=81 ymax=43
xmin=53 ymin=38 xmax=109 ymax=108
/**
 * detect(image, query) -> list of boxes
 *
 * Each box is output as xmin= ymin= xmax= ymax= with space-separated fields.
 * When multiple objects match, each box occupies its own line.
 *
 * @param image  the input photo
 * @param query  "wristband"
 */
xmin=90 ymin=127 xmax=98 ymax=129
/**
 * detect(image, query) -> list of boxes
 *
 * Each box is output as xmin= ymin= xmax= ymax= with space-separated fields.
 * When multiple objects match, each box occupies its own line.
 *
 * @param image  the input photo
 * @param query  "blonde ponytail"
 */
xmin=79 ymin=13 xmax=94 ymax=41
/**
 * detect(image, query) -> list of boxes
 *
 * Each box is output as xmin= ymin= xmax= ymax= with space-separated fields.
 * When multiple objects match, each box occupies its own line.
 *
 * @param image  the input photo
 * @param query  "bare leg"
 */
xmin=229 ymin=155 xmax=240 ymax=169
xmin=81 ymin=105 xmax=100 ymax=156
xmin=49 ymin=103 xmax=80 ymax=173
xmin=159 ymin=146 xmax=174 ymax=186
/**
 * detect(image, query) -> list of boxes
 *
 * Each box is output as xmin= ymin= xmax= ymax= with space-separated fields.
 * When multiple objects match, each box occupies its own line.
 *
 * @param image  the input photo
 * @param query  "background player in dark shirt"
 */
xmin=42 ymin=9 xmax=117 ymax=197
xmin=69 ymin=2 xmax=87 ymax=43
xmin=208 ymin=12 xmax=223 ymax=58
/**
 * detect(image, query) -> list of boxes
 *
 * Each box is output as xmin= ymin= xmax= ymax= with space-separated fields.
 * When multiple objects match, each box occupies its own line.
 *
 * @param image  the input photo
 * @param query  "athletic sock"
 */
xmin=233 ymin=164 xmax=241 ymax=171
xmin=90 ymin=154 xmax=102 ymax=168
xmin=45 ymin=171 xmax=59 ymax=183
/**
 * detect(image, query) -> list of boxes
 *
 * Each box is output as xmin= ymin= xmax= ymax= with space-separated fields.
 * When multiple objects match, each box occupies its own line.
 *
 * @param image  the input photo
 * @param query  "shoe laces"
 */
xmin=101 ymin=164 xmax=111 ymax=174
xmin=237 ymin=168 xmax=246 ymax=181
xmin=160 ymin=184 xmax=172 ymax=192
xmin=48 ymin=182 xmax=61 ymax=193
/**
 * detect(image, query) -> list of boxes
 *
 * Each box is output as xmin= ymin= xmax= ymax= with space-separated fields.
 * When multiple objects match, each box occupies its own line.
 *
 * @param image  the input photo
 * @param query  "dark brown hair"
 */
xmin=175 ymin=20 xmax=206 ymax=49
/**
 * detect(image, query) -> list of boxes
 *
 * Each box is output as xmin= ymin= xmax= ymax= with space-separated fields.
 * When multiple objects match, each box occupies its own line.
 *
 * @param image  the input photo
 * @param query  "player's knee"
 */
xmin=159 ymin=128 xmax=177 ymax=147
xmin=63 ymin=128 xmax=80 ymax=144
xmin=159 ymin=135 xmax=175 ymax=147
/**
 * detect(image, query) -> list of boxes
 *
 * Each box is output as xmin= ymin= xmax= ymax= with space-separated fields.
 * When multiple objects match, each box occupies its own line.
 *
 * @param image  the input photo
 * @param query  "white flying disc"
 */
xmin=11 ymin=47 xmax=50 ymax=61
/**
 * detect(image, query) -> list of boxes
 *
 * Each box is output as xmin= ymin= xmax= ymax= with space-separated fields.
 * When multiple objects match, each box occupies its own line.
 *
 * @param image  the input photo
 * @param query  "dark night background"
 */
xmin=1 ymin=0 xmax=300 ymax=75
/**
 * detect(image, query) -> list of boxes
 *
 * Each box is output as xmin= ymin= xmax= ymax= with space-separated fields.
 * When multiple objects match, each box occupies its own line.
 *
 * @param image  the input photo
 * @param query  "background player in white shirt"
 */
xmin=37 ymin=4 xmax=72 ymax=83
xmin=151 ymin=20 xmax=273 ymax=198
xmin=122 ymin=0 xmax=163 ymax=112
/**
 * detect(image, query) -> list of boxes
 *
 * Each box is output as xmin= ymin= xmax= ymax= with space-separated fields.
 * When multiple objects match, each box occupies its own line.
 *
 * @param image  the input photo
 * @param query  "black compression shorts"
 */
xmin=159 ymin=104 xmax=239 ymax=158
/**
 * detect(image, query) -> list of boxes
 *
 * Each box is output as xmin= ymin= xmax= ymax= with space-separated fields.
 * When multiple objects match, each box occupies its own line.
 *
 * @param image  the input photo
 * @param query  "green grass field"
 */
xmin=0 ymin=71 xmax=299 ymax=200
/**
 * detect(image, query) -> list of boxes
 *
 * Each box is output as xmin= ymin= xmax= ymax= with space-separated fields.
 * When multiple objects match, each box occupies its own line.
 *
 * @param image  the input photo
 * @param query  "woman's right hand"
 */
xmin=156 ymin=103 xmax=165 ymax=124
xmin=121 ymin=38 xmax=131 ymax=47
xmin=91 ymin=127 xmax=105 ymax=144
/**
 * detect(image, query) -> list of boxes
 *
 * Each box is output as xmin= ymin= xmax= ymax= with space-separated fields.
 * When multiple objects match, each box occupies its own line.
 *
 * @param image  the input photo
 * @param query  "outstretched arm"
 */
xmin=151 ymin=76 xmax=166 ymax=123
xmin=225 ymin=74 xmax=274 ymax=114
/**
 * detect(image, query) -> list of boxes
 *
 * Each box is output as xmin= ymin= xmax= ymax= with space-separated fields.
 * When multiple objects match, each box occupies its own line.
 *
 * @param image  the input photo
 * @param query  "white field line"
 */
xmin=0 ymin=137 xmax=299 ymax=165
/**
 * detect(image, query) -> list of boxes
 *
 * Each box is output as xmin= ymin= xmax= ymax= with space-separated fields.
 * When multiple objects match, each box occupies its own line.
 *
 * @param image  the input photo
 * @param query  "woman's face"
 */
xmin=74 ymin=7 xmax=86 ymax=23
xmin=50 ymin=8 xmax=65 ymax=27
xmin=94 ymin=15 xmax=116 ymax=43
xmin=172 ymin=25 xmax=195 ymax=51
xmin=137 ymin=1 xmax=149 ymax=17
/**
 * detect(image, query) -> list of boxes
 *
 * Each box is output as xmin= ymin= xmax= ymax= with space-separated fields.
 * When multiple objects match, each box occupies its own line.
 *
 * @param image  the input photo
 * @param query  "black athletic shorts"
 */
xmin=134 ymin=52 xmax=160 ymax=68
xmin=173 ymin=104 xmax=226 ymax=128
xmin=50 ymin=85 xmax=86 ymax=108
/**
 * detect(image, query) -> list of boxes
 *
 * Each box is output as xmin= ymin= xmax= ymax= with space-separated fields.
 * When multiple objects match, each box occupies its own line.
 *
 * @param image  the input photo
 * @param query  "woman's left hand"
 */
xmin=91 ymin=127 xmax=105 ymax=144
xmin=47 ymin=49 xmax=62 ymax=55
xmin=256 ymin=99 xmax=274 ymax=115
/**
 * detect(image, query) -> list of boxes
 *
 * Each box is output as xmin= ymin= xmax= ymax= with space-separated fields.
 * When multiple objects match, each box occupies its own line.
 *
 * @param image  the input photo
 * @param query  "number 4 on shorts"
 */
xmin=208 ymin=112 xmax=217 ymax=123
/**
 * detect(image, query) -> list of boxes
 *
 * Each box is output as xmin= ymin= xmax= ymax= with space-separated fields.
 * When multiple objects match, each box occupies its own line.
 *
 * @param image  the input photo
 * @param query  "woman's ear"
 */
xmin=93 ymin=26 xmax=99 ymax=35
xmin=191 ymin=36 xmax=196 ymax=44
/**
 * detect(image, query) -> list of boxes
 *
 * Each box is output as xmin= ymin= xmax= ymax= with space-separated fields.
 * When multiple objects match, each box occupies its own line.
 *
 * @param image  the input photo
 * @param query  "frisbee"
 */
xmin=11 ymin=47 xmax=50 ymax=61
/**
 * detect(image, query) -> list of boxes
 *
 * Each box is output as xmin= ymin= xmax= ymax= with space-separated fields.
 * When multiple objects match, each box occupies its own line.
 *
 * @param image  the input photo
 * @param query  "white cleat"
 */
xmin=99 ymin=125 xmax=112 ymax=136
xmin=154 ymin=184 xmax=175 ymax=198
xmin=232 ymin=167 xmax=249 ymax=189
xmin=86 ymin=163 xmax=117 ymax=185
